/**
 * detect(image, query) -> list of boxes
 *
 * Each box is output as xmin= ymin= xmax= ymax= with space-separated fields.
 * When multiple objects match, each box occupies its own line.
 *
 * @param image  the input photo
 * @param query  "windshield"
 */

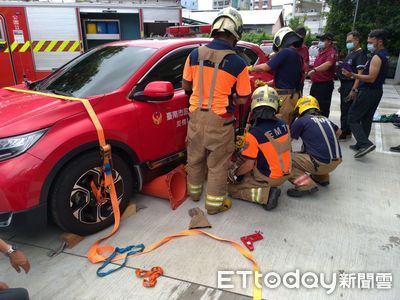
xmin=36 ymin=46 xmax=157 ymax=98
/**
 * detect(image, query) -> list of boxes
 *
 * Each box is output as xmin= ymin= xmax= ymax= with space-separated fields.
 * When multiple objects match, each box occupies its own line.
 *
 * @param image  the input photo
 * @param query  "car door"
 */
xmin=132 ymin=45 xmax=197 ymax=160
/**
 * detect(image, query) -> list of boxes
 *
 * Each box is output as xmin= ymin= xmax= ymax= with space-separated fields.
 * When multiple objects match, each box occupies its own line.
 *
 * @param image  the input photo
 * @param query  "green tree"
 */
xmin=326 ymin=0 xmax=400 ymax=56
xmin=241 ymin=32 xmax=273 ymax=44
xmin=288 ymin=15 xmax=307 ymax=31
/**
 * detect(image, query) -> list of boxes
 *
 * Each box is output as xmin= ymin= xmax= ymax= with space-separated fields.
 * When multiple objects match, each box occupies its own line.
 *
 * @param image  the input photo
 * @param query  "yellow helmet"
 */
xmin=210 ymin=7 xmax=243 ymax=40
xmin=294 ymin=95 xmax=320 ymax=116
xmin=251 ymin=86 xmax=279 ymax=112
xmin=273 ymin=26 xmax=303 ymax=51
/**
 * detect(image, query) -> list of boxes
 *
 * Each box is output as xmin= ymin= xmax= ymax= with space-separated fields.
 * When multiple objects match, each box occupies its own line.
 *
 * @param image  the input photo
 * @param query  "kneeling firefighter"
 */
xmin=228 ymin=86 xmax=292 ymax=210
xmin=182 ymin=7 xmax=252 ymax=215
xmin=249 ymin=27 xmax=303 ymax=125
xmin=288 ymin=96 xmax=342 ymax=197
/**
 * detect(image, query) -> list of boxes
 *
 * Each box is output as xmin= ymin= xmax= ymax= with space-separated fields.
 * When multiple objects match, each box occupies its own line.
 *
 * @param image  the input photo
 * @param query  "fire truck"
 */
xmin=0 ymin=1 xmax=182 ymax=88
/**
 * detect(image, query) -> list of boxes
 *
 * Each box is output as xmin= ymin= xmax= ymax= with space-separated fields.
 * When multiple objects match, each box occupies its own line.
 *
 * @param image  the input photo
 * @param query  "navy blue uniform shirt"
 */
xmin=266 ymin=48 xmax=302 ymax=90
xmin=291 ymin=114 xmax=342 ymax=164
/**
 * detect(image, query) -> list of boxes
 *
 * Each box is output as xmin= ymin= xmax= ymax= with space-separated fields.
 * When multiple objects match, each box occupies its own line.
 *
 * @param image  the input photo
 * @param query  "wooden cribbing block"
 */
xmin=60 ymin=232 xmax=84 ymax=249
xmin=121 ymin=202 xmax=137 ymax=221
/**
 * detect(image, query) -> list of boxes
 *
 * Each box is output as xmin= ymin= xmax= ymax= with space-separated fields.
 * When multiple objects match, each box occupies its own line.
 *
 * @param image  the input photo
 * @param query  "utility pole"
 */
xmin=352 ymin=0 xmax=360 ymax=30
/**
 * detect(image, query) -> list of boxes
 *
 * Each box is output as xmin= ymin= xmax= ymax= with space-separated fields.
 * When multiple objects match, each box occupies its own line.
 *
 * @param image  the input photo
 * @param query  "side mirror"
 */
xmin=134 ymin=81 xmax=174 ymax=101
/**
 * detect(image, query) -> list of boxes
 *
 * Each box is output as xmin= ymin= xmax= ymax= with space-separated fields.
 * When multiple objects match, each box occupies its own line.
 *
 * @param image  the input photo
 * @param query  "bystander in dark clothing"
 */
xmin=343 ymin=29 xmax=389 ymax=158
xmin=337 ymin=31 xmax=367 ymax=139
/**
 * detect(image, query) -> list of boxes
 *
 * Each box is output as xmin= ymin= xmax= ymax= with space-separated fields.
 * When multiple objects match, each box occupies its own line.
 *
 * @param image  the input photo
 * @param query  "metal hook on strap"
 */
xmin=135 ymin=266 xmax=164 ymax=288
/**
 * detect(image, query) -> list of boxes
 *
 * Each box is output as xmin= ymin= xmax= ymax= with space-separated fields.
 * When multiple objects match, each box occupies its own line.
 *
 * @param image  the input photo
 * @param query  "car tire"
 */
xmin=50 ymin=151 xmax=134 ymax=236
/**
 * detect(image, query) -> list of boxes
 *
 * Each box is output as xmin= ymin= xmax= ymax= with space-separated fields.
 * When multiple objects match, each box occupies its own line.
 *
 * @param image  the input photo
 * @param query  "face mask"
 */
xmin=367 ymin=43 xmax=376 ymax=52
xmin=346 ymin=42 xmax=354 ymax=50
xmin=317 ymin=41 xmax=325 ymax=49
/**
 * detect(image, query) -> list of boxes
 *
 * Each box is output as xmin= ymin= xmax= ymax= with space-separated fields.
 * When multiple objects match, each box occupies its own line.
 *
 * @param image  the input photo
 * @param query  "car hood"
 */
xmin=0 ymin=87 xmax=102 ymax=138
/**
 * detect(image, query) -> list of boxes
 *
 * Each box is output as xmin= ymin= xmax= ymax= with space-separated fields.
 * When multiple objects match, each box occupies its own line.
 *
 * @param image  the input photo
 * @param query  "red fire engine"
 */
xmin=0 ymin=1 xmax=182 ymax=88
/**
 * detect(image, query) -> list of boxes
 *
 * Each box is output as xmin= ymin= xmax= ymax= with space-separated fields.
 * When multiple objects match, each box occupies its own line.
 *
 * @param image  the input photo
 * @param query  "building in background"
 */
xmin=181 ymin=0 xmax=214 ymax=10
xmin=183 ymin=9 xmax=284 ymax=34
xmin=232 ymin=0 xmax=251 ymax=10
xmin=213 ymin=0 xmax=232 ymax=9
xmin=181 ymin=0 xmax=199 ymax=10
xmin=251 ymin=0 xmax=271 ymax=10
xmin=293 ymin=0 xmax=327 ymax=33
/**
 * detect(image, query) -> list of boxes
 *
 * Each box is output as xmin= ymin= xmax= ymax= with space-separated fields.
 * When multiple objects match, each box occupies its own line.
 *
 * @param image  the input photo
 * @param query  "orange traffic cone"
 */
xmin=141 ymin=165 xmax=188 ymax=210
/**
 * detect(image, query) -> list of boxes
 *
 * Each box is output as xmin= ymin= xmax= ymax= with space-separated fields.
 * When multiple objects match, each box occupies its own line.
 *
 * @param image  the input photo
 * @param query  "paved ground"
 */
xmin=1 ymin=80 xmax=400 ymax=300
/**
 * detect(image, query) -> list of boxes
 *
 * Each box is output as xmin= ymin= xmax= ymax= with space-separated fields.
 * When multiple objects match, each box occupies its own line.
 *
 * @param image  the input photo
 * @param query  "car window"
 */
xmin=36 ymin=46 xmax=157 ymax=98
xmin=136 ymin=46 xmax=197 ymax=91
xmin=236 ymin=46 xmax=259 ymax=66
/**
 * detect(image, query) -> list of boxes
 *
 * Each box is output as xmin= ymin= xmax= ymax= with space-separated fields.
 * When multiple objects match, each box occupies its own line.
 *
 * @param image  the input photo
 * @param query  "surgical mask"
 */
xmin=367 ymin=43 xmax=376 ymax=52
xmin=346 ymin=42 xmax=354 ymax=50
xmin=317 ymin=41 xmax=325 ymax=48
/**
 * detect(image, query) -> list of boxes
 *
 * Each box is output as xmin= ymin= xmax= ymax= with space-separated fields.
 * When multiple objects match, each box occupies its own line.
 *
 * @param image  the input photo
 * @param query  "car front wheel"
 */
xmin=50 ymin=151 xmax=133 ymax=236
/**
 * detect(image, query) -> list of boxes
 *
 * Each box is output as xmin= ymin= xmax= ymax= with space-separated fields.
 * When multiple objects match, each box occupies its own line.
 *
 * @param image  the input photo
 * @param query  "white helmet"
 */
xmin=273 ymin=27 xmax=303 ymax=51
xmin=210 ymin=7 xmax=243 ymax=40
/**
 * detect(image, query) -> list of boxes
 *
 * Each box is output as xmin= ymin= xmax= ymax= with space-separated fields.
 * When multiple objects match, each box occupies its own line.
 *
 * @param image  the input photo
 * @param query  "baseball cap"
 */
xmin=316 ymin=32 xmax=334 ymax=41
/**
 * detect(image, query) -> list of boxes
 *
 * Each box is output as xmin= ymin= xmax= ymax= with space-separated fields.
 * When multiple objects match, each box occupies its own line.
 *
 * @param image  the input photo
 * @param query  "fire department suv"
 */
xmin=0 ymin=35 xmax=272 ymax=235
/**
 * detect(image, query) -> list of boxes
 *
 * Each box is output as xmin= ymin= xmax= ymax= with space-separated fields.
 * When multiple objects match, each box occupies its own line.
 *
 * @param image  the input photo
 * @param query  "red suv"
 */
xmin=0 ymin=38 xmax=272 ymax=235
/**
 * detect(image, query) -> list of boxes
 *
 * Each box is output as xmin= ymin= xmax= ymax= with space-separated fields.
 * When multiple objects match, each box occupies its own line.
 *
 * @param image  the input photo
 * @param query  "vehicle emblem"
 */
xmin=152 ymin=112 xmax=163 ymax=125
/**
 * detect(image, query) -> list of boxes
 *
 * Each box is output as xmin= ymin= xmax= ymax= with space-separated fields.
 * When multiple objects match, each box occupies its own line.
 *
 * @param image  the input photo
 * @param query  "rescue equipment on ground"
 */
xmin=141 ymin=165 xmax=187 ymax=210
xmin=188 ymin=207 xmax=211 ymax=229
xmin=240 ymin=231 xmax=264 ymax=251
xmin=2 ymin=87 xmax=262 ymax=300
xmin=136 ymin=267 xmax=164 ymax=288
xmin=97 ymin=244 xmax=145 ymax=277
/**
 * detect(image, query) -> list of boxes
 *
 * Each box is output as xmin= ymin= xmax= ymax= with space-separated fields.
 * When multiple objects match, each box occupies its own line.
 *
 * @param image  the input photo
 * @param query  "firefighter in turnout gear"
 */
xmin=288 ymin=96 xmax=343 ymax=197
xmin=249 ymin=27 xmax=303 ymax=125
xmin=182 ymin=7 xmax=252 ymax=215
xmin=228 ymin=86 xmax=292 ymax=210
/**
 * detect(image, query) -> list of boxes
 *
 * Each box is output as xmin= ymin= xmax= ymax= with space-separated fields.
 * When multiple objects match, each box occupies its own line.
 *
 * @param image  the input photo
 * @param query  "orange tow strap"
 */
xmin=4 ymin=87 xmax=262 ymax=300
xmin=135 ymin=267 xmax=164 ymax=288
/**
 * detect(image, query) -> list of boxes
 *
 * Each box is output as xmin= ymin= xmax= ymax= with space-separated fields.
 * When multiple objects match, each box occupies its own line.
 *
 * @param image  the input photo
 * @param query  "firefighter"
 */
xmin=287 ymin=96 xmax=342 ymax=197
xmin=228 ymin=86 xmax=292 ymax=210
xmin=248 ymin=27 xmax=303 ymax=125
xmin=182 ymin=7 xmax=251 ymax=215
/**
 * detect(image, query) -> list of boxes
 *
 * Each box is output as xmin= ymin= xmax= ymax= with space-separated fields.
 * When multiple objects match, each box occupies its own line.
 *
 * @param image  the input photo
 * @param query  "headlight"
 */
xmin=0 ymin=129 xmax=47 ymax=161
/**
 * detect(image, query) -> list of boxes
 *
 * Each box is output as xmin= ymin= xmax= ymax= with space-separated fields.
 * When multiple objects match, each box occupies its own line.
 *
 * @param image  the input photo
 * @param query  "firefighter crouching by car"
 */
xmin=248 ymin=27 xmax=303 ymax=125
xmin=228 ymin=86 xmax=292 ymax=210
xmin=287 ymin=96 xmax=342 ymax=197
xmin=182 ymin=7 xmax=252 ymax=215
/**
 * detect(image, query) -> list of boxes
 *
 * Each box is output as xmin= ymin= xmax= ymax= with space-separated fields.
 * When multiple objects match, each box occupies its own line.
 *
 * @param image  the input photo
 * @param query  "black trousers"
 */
xmin=0 ymin=288 xmax=29 ymax=300
xmin=348 ymin=88 xmax=383 ymax=148
xmin=339 ymin=80 xmax=354 ymax=133
xmin=310 ymin=81 xmax=335 ymax=118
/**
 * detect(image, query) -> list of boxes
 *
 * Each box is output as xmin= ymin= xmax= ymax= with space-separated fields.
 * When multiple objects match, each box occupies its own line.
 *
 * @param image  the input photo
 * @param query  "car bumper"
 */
xmin=0 ymin=202 xmax=47 ymax=228
xmin=0 ymin=152 xmax=46 ymax=213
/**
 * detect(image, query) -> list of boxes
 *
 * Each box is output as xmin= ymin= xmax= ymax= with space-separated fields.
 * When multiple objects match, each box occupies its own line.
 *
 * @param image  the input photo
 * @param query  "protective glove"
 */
xmin=235 ymin=134 xmax=246 ymax=151
xmin=188 ymin=207 xmax=211 ymax=229
xmin=254 ymin=79 xmax=267 ymax=87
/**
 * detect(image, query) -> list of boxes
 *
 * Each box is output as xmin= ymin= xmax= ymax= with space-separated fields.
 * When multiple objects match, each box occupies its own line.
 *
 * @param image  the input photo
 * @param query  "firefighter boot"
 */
xmin=262 ymin=187 xmax=281 ymax=211
xmin=206 ymin=197 xmax=232 ymax=215
xmin=188 ymin=183 xmax=203 ymax=202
